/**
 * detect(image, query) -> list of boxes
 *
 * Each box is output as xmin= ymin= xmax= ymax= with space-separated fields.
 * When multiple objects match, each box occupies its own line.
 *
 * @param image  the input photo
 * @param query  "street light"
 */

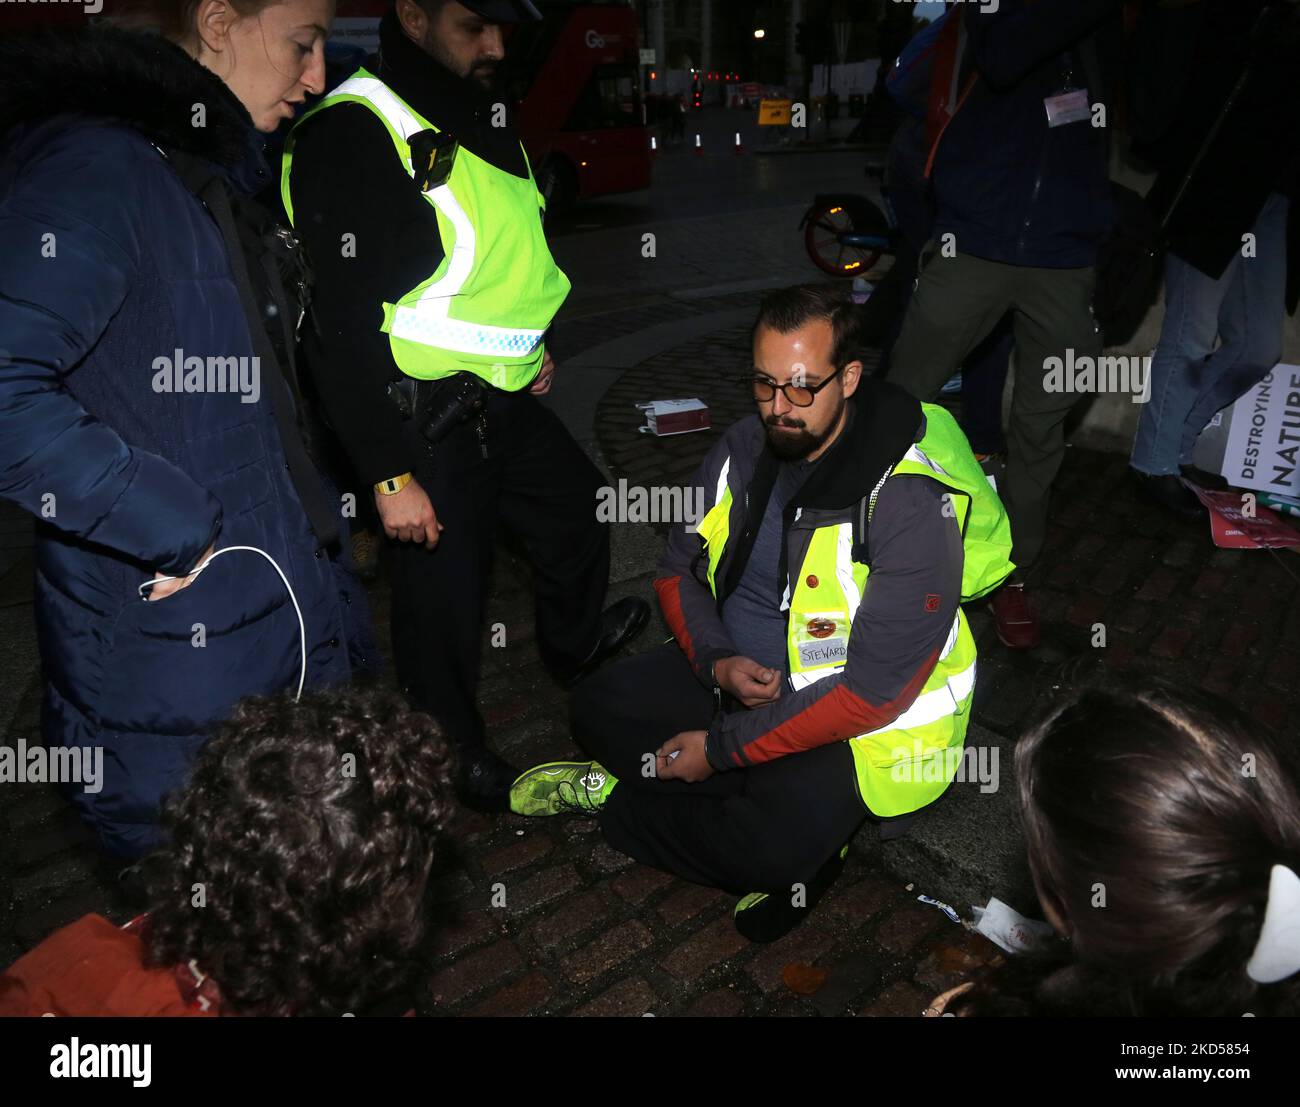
xmin=753 ymin=28 xmax=765 ymax=39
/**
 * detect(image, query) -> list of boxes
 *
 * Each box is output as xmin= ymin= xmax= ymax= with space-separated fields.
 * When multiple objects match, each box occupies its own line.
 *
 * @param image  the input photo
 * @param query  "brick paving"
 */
xmin=548 ymin=286 xmax=767 ymax=359
xmin=2 ymin=298 xmax=1298 ymax=1016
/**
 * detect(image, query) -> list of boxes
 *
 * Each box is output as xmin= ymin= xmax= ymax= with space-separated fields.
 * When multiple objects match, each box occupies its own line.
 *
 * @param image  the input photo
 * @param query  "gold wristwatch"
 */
xmin=375 ymin=472 xmax=413 ymax=496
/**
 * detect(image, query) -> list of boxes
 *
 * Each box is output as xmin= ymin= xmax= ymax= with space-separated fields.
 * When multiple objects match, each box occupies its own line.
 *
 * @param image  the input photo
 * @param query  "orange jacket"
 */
xmin=0 ymin=914 xmax=221 ymax=1017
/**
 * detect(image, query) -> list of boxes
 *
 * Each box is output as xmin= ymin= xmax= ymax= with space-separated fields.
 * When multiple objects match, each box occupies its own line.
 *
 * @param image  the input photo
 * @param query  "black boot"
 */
xmin=1180 ymin=463 xmax=1230 ymax=491
xmin=1130 ymin=468 xmax=1203 ymax=520
xmin=732 ymin=845 xmax=849 ymax=943
xmin=561 ymin=596 xmax=650 ymax=688
xmin=454 ymin=742 xmax=520 ymax=814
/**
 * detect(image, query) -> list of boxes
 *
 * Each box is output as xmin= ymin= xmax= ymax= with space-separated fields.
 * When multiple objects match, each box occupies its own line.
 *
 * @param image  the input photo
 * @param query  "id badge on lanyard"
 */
xmin=1043 ymin=54 xmax=1090 ymax=129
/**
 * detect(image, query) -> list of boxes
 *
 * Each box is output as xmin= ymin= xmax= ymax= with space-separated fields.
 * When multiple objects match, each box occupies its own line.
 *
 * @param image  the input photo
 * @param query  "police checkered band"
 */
xmin=389 ymin=308 xmax=543 ymax=358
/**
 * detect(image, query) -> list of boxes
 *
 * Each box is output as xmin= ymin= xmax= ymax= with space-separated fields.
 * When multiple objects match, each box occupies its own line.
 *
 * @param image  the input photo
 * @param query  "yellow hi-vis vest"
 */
xmin=280 ymin=68 xmax=571 ymax=390
xmin=695 ymin=404 xmax=1014 ymax=816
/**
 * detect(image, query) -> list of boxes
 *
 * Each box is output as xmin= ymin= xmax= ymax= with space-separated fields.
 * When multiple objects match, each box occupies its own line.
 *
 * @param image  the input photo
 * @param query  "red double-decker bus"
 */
xmin=334 ymin=0 xmax=651 ymax=208
xmin=503 ymin=1 xmax=652 ymax=207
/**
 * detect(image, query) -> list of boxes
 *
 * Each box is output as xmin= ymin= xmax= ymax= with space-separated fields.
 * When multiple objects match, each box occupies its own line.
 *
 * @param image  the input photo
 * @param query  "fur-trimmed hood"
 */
xmin=0 ymin=23 xmax=257 ymax=172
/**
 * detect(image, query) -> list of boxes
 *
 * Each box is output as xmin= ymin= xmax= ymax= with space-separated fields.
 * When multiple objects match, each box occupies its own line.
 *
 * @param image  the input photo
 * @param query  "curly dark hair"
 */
xmin=142 ymin=687 xmax=454 ymax=1016
xmin=953 ymin=673 xmax=1300 ymax=1017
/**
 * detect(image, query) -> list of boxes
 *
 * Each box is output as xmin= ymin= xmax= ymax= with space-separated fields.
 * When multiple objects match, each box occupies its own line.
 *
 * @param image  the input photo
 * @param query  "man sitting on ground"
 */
xmin=509 ymin=283 xmax=1015 ymax=942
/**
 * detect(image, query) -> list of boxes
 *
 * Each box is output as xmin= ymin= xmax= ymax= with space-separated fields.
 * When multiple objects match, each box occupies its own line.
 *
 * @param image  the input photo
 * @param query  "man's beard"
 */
xmin=764 ymin=397 xmax=843 ymax=461
xmin=427 ymin=36 xmax=499 ymax=91
xmin=468 ymin=61 xmax=498 ymax=91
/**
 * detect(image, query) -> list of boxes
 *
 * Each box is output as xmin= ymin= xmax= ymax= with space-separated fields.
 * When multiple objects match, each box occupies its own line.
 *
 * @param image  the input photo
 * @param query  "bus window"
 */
xmin=565 ymin=65 xmax=640 ymax=131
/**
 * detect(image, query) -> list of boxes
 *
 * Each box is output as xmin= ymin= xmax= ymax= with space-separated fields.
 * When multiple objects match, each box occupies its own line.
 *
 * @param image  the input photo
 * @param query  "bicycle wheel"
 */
xmin=803 ymin=201 xmax=886 ymax=277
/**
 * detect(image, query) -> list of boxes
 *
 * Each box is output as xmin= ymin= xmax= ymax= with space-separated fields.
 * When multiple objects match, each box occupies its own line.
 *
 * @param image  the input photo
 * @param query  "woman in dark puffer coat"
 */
xmin=0 ymin=0 xmax=374 ymax=858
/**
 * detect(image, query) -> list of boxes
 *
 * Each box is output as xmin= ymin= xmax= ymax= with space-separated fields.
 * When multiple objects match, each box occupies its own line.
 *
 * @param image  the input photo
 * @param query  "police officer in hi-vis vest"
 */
xmin=282 ymin=0 xmax=648 ymax=811
xmin=509 ymin=284 xmax=1015 ymax=942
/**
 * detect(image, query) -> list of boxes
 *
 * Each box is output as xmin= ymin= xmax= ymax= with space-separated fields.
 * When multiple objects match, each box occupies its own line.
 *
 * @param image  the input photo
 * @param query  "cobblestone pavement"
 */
xmin=2 ymin=295 xmax=1298 ymax=1016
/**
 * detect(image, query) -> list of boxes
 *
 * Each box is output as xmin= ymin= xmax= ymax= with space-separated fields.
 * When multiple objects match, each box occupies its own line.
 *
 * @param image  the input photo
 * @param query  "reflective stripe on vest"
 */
xmin=696 ymin=457 xmax=732 ymax=594
xmin=280 ymin=70 xmax=569 ymax=388
xmin=901 ymin=442 xmax=947 ymax=476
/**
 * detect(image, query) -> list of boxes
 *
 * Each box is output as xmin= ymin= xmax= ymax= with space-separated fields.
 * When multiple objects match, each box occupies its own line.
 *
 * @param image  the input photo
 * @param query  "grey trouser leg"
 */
xmin=887 ymin=250 xmax=1096 ymax=569
xmin=886 ymin=246 xmax=1015 ymax=401
xmin=1003 ymin=263 xmax=1099 ymax=568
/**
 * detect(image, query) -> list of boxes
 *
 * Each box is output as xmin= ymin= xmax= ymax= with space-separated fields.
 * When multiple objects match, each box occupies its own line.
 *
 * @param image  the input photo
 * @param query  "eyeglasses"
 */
xmin=742 ymin=365 xmax=843 ymax=408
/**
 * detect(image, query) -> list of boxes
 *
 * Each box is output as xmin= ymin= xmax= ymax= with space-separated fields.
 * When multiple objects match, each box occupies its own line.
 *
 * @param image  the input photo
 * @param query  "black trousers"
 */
xmin=572 ymin=644 xmax=868 ymax=896
xmin=391 ymin=386 xmax=608 ymax=751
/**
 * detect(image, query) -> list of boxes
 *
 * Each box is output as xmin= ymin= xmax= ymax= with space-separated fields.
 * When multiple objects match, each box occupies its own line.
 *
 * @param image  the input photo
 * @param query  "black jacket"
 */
xmin=286 ymin=8 xmax=533 ymax=485
xmin=1139 ymin=0 xmax=1300 ymax=302
xmin=931 ymin=0 xmax=1122 ymax=269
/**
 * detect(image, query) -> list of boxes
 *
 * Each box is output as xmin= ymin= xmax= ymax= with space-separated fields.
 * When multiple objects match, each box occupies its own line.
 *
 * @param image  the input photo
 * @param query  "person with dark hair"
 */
xmin=0 ymin=0 xmax=374 ymax=858
xmin=0 ymin=689 xmax=454 ymax=1017
xmin=281 ymin=0 xmax=649 ymax=814
xmin=508 ymin=282 xmax=1015 ymax=943
xmin=927 ymin=675 xmax=1300 ymax=1017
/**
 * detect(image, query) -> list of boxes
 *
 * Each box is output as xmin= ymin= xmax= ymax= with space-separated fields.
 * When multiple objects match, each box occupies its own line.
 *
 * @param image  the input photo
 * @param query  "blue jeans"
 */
xmin=1131 ymin=192 xmax=1289 ymax=475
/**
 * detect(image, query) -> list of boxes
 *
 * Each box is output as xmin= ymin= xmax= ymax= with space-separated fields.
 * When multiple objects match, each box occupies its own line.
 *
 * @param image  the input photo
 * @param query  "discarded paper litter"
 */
xmin=971 ymin=896 xmax=1055 ymax=953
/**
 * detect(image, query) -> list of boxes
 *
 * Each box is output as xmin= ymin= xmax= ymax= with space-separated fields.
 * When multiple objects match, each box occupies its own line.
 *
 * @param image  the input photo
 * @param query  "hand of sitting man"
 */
xmin=714 ymin=655 xmax=782 ymax=707
xmin=656 ymin=729 xmax=713 ymax=783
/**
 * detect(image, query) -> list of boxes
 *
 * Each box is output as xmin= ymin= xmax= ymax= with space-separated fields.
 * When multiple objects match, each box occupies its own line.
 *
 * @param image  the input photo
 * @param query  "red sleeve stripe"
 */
xmin=740 ymin=646 xmax=941 ymax=765
xmin=653 ymin=576 xmax=695 ymax=664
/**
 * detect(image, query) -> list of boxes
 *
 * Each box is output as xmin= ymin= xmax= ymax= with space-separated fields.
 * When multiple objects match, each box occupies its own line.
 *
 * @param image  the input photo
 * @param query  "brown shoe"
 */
xmin=989 ymin=581 xmax=1040 ymax=650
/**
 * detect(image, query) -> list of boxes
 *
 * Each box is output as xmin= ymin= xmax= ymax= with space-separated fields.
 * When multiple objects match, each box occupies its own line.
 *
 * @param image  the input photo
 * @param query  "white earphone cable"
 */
xmin=137 ymin=545 xmax=307 ymax=701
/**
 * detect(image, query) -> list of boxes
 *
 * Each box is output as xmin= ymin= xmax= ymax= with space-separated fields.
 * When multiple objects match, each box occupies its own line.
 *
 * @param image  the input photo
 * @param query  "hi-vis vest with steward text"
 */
xmin=695 ymin=404 xmax=1014 ymax=817
xmin=280 ymin=68 xmax=571 ymax=390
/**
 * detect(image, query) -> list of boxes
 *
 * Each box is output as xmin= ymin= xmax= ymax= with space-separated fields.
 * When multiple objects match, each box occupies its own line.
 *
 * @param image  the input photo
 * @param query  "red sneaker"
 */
xmin=989 ymin=581 xmax=1041 ymax=650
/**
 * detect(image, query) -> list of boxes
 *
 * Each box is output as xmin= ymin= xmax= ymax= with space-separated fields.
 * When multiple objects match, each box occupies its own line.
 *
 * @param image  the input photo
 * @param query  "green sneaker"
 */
xmin=509 ymin=760 xmax=618 ymax=817
xmin=733 ymin=844 xmax=850 ymax=943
